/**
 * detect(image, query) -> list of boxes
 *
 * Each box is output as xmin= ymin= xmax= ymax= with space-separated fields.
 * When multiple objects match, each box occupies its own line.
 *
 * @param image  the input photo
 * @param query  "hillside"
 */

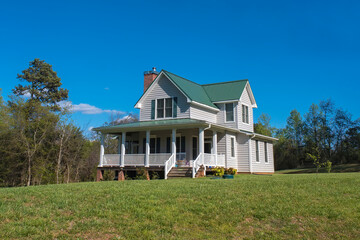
xmin=1 ymin=173 xmax=359 ymax=239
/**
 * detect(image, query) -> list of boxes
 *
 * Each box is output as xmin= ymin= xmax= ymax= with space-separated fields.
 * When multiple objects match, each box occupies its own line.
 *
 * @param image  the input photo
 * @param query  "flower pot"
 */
xmin=223 ymin=174 xmax=234 ymax=179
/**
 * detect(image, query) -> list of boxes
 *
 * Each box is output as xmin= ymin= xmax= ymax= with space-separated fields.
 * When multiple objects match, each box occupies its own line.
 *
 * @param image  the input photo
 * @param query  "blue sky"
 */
xmin=1 ymin=0 xmax=359 ymax=131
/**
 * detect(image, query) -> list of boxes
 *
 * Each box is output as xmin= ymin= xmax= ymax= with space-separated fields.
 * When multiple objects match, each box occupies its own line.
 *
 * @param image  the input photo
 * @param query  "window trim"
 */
xmin=242 ymin=104 xmax=250 ymax=125
xmin=230 ymin=136 xmax=236 ymax=158
xmin=224 ymin=102 xmax=235 ymax=123
xmin=155 ymin=97 xmax=174 ymax=119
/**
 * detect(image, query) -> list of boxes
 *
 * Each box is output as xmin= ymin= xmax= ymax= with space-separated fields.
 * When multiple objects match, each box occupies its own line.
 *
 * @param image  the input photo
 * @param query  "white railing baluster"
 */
xmin=164 ymin=153 xmax=176 ymax=179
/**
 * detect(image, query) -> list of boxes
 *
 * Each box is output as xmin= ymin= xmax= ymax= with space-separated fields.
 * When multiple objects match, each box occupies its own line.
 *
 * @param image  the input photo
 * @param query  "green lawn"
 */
xmin=276 ymin=163 xmax=360 ymax=174
xmin=1 ymin=173 xmax=359 ymax=239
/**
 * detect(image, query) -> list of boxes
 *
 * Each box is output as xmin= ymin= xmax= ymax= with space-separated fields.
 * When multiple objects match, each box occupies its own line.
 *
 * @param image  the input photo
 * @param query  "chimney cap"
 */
xmin=144 ymin=67 xmax=159 ymax=75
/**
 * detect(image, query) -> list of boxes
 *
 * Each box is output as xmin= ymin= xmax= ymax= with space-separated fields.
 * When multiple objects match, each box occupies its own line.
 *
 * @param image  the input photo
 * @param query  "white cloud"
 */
xmin=59 ymin=101 xmax=124 ymax=115
xmin=104 ymin=87 xmax=109 ymax=90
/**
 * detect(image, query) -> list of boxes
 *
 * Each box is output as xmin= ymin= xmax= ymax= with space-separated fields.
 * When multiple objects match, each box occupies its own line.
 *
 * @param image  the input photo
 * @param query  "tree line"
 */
xmin=255 ymin=100 xmax=360 ymax=170
xmin=0 ymin=59 xmax=101 ymax=187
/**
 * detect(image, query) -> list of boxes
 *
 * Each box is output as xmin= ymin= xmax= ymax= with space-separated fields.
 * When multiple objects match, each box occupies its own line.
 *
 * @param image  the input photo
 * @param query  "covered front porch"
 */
xmin=94 ymin=119 xmax=226 ymax=179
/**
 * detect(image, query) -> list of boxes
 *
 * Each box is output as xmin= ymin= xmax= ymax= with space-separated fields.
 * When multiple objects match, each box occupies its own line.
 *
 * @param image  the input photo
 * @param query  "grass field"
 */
xmin=276 ymin=163 xmax=360 ymax=174
xmin=1 ymin=173 xmax=360 ymax=239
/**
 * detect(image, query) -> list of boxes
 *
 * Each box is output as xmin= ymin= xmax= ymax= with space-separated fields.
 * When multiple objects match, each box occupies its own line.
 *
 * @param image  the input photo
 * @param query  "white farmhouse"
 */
xmin=93 ymin=68 xmax=277 ymax=180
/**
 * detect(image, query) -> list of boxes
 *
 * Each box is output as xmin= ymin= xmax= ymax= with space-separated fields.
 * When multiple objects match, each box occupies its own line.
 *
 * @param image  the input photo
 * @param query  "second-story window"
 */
xmin=157 ymin=98 xmax=173 ymax=119
xmin=225 ymin=103 xmax=234 ymax=122
xmin=242 ymin=104 xmax=249 ymax=124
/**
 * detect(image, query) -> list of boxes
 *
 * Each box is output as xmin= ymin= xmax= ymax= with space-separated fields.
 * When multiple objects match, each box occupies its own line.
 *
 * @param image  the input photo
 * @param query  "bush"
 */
xmin=151 ymin=171 xmax=160 ymax=180
xmin=324 ymin=160 xmax=332 ymax=173
xmin=136 ymin=167 xmax=149 ymax=180
xmin=212 ymin=167 xmax=225 ymax=177
xmin=224 ymin=168 xmax=237 ymax=175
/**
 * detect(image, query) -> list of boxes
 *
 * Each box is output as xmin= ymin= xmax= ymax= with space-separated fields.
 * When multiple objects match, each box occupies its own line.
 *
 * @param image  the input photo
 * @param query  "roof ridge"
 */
xmin=162 ymin=70 xmax=202 ymax=86
xmin=202 ymin=79 xmax=248 ymax=86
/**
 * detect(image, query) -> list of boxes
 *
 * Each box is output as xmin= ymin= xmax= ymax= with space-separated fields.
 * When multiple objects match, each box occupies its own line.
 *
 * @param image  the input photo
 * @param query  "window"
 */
xmin=230 ymin=137 xmax=235 ymax=158
xmin=157 ymin=99 xmax=164 ymax=118
xmin=143 ymin=137 xmax=161 ymax=153
xmin=166 ymin=137 xmax=171 ymax=153
xmin=165 ymin=98 xmax=172 ymax=118
xmin=157 ymin=98 xmax=173 ymax=119
xmin=225 ymin=103 xmax=234 ymax=122
xmin=255 ymin=140 xmax=259 ymax=162
xmin=242 ymin=105 xmax=249 ymax=124
xmin=264 ymin=142 xmax=268 ymax=163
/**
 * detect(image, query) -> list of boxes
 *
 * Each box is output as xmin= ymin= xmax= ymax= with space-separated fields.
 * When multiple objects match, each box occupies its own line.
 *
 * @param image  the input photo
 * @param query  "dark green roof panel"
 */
xmin=202 ymin=80 xmax=248 ymax=102
xmin=163 ymin=71 xmax=217 ymax=108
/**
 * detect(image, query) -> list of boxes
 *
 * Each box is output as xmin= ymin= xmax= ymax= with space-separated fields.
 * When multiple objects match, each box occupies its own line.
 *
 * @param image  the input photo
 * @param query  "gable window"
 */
xmin=156 ymin=97 xmax=176 ymax=119
xmin=157 ymin=99 xmax=164 ymax=118
xmin=264 ymin=142 xmax=268 ymax=163
xmin=230 ymin=137 xmax=235 ymax=158
xmin=255 ymin=140 xmax=259 ymax=162
xmin=242 ymin=105 xmax=249 ymax=124
xmin=225 ymin=103 xmax=234 ymax=122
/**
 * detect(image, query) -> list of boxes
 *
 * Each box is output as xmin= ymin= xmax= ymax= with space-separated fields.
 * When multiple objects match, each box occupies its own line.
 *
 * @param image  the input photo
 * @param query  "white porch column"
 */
xmin=199 ymin=128 xmax=204 ymax=158
xmin=99 ymin=133 xmax=104 ymax=167
xmin=213 ymin=131 xmax=217 ymax=166
xmin=120 ymin=132 xmax=126 ymax=167
xmin=145 ymin=130 xmax=150 ymax=167
xmin=171 ymin=129 xmax=176 ymax=156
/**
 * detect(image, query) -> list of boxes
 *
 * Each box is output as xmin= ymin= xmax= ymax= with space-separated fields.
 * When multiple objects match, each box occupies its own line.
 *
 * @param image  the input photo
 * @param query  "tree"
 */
xmin=319 ymin=99 xmax=335 ymax=160
xmin=254 ymin=113 xmax=276 ymax=137
xmin=285 ymin=109 xmax=304 ymax=166
xmin=13 ymin=58 xmax=68 ymax=112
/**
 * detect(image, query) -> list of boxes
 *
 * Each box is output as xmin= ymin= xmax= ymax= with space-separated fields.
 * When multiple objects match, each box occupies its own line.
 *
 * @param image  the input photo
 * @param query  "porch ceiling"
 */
xmin=93 ymin=118 xmax=210 ymax=134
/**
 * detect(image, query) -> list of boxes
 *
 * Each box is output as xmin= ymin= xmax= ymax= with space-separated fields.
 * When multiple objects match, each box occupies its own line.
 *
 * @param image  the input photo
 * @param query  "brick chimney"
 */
xmin=143 ymin=67 xmax=159 ymax=92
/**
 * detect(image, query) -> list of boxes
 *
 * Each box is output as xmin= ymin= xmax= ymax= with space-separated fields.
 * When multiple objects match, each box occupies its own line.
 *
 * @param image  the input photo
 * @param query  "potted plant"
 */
xmin=211 ymin=167 xmax=224 ymax=179
xmin=223 ymin=168 xmax=236 ymax=179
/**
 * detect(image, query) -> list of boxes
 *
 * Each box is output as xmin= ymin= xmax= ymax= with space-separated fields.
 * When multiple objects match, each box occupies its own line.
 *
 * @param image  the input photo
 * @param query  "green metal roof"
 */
xmin=202 ymin=80 xmax=248 ymax=102
xmin=93 ymin=118 xmax=208 ymax=133
xmin=135 ymin=69 xmax=249 ymax=110
xmin=163 ymin=70 xmax=248 ymax=107
xmin=162 ymin=70 xmax=217 ymax=108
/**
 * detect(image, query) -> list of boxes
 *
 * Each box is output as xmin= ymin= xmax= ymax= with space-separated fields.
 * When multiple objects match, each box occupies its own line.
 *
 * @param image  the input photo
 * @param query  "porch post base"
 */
xmin=118 ymin=170 xmax=125 ymax=181
xmin=96 ymin=169 xmax=103 ymax=182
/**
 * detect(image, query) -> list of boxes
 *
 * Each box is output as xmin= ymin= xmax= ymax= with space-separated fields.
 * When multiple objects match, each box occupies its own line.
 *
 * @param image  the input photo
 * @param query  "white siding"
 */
xmin=237 ymin=134 xmax=250 ymax=172
xmin=238 ymin=89 xmax=254 ymax=132
xmin=190 ymin=103 xmax=217 ymax=123
xmin=217 ymin=132 xmax=226 ymax=155
xmin=250 ymin=140 xmax=274 ymax=173
xmin=225 ymin=132 xmax=238 ymax=169
xmin=215 ymin=103 xmax=238 ymax=129
xmin=139 ymin=75 xmax=190 ymax=121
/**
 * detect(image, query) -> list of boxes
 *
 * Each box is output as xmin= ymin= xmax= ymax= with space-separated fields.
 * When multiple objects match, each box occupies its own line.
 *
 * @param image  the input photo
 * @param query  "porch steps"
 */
xmin=167 ymin=167 xmax=192 ymax=178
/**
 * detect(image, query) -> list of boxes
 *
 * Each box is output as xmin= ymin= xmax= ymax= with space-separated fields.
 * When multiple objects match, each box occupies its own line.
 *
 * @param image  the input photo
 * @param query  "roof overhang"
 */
xmin=245 ymin=82 xmax=257 ymax=108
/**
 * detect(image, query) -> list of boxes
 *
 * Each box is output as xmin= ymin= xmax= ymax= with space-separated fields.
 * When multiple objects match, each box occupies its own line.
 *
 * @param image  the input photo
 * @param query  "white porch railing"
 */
xmin=164 ymin=153 xmax=176 ymax=179
xmin=124 ymin=154 xmax=145 ymax=166
xmin=149 ymin=153 xmax=172 ymax=166
xmin=203 ymin=153 xmax=226 ymax=167
xmin=103 ymin=154 xmax=121 ymax=166
xmin=192 ymin=153 xmax=204 ymax=178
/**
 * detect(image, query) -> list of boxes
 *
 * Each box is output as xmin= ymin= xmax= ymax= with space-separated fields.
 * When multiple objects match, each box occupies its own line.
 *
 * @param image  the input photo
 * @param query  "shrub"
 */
xmin=224 ymin=168 xmax=237 ymax=175
xmin=136 ymin=167 xmax=149 ymax=180
xmin=151 ymin=171 xmax=160 ymax=180
xmin=103 ymin=170 xmax=115 ymax=181
xmin=324 ymin=160 xmax=332 ymax=173
xmin=212 ymin=167 xmax=224 ymax=177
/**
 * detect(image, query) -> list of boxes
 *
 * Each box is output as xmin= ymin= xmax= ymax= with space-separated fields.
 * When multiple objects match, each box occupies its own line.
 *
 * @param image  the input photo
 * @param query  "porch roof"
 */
xmin=93 ymin=118 xmax=210 ymax=133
